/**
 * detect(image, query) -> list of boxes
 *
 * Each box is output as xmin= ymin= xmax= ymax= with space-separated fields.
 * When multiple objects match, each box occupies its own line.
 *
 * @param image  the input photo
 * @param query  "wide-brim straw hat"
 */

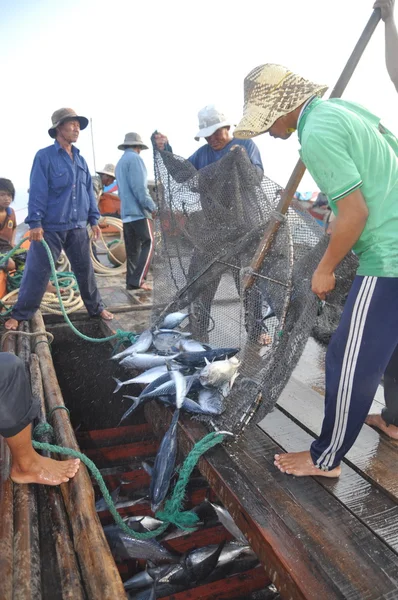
xmin=96 ymin=163 xmax=116 ymax=178
xmin=234 ymin=64 xmax=328 ymax=139
xmin=118 ymin=132 xmax=148 ymax=150
xmin=48 ymin=107 xmax=89 ymax=138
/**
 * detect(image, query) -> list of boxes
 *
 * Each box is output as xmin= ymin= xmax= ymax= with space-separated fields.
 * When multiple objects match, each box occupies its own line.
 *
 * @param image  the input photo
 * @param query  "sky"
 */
xmin=1 ymin=0 xmax=397 ymax=221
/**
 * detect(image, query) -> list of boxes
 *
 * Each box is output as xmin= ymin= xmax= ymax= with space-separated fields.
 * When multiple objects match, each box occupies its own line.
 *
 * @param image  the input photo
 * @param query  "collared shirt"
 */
xmin=188 ymin=138 xmax=263 ymax=172
xmin=26 ymin=140 xmax=100 ymax=231
xmin=298 ymin=97 xmax=398 ymax=277
xmin=116 ymin=149 xmax=156 ymax=223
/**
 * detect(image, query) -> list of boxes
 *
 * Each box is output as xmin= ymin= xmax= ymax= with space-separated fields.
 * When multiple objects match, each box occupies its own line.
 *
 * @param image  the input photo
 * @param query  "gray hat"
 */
xmin=118 ymin=132 xmax=148 ymax=150
xmin=96 ymin=163 xmax=116 ymax=178
xmin=48 ymin=108 xmax=89 ymax=139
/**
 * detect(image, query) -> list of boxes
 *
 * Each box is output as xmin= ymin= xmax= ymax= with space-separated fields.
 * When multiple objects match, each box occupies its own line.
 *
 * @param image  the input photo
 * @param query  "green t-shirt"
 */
xmin=298 ymin=97 xmax=398 ymax=277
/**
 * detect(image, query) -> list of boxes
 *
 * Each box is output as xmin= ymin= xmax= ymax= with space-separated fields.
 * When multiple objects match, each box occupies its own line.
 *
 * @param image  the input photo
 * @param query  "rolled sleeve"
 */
xmin=300 ymin=124 xmax=363 ymax=206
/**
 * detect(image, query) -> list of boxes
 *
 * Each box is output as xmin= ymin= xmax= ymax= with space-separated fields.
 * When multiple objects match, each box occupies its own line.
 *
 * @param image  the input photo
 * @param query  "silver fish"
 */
xmin=160 ymin=312 xmax=189 ymax=329
xmin=198 ymin=388 xmax=225 ymax=415
xmin=95 ymin=486 xmax=120 ymax=512
xmin=209 ymin=502 xmax=247 ymax=545
xmin=140 ymin=374 xmax=200 ymax=399
xmin=123 ymin=515 xmax=164 ymax=531
xmin=111 ymin=329 xmax=153 ymax=361
xmin=104 ymin=525 xmax=177 ymax=563
xmin=199 ymin=356 xmax=240 ymax=389
xmin=186 ymin=541 xmax=253 ymax=568
xmin=179 ymin=338 xmax=206 ymax=352
xmin=119 ymin=365 xmax=170 ymax=386
xmin=120 ymin=353 xmax=178 ymax=371
xmin=149 ymin=378 xmax=185 ymax=512
xmin=152 ymin=330 xmax=183 ymax=354
xmin=124 ymin=570 xmax=154 ymax=591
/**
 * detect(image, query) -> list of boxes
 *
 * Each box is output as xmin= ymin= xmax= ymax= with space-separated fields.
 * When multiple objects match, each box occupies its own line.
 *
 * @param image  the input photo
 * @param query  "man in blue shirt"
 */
xmin=5 ymin=107 xmax=113 ymax=331
xmin=154 ymin=106 xmax=266 ymax=343
xmin=116 ymin=132 xmax=156 ymax=292
xmin=154 ymin=105 xmax=263 ymax=174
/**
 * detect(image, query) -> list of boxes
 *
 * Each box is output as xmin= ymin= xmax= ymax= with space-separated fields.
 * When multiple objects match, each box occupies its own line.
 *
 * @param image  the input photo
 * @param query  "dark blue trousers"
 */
xmin=11 ymin=229 xmax=104 ymax=321
xmin=311 ymin=276 xmax=398 ymax=470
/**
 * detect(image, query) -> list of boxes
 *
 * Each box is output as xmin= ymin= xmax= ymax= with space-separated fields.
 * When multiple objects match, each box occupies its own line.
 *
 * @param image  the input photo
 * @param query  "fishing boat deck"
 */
xmin=94 ymin=283 xmax=398 ymax=600
xmin=2 ymin=258 xmax=398 ymax=599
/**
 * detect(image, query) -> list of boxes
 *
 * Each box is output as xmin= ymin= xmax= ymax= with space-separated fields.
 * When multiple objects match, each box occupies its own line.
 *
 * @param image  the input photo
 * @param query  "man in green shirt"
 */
xmin=234 ymin=64 xmax=398 ymax=477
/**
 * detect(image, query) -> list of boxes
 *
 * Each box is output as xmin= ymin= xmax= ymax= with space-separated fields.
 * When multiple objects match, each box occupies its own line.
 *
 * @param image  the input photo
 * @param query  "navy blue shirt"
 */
xmin=26 ymin=140 xmax=100 ymax=231
xmin=187 ymin=138 xmax=263 ymax=172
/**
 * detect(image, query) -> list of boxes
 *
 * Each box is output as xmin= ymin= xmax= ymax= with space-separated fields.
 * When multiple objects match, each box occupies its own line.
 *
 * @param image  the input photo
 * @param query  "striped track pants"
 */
xmin=311 ymin=275 xmax=398 ymax=470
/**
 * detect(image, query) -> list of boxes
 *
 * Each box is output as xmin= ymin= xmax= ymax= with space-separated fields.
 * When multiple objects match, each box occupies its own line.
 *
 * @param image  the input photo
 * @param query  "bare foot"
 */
xmin=274 ymin=450 xmax=341 ymax=478
xmin=4 ymin=318 xmax=19 ymax=331
xmin=139 ymin=283 xmax=152 ymax=291
xmin=100 ymin=309 xmax=114 ymax=321
xmin=365 ymin=414 xmax=398 ymax=440
xmin=258 ymin=332 xmax=272 ymax=346
xmin=10 ymin=455 xmax=80 ymax=486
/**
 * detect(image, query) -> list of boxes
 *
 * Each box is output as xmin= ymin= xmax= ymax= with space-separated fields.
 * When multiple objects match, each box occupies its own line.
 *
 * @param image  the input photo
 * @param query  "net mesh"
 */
xmin=151 ymin=147 xmax=358 ymax=433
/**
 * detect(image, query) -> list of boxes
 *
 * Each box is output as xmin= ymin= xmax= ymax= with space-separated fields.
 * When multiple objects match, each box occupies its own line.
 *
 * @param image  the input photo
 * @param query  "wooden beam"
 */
xmin=31 ymin=311 xmax=127 ymax=600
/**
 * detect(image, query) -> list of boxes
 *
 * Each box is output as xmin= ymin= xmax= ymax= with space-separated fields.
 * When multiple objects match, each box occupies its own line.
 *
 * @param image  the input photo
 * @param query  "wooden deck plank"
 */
xmin=76 ymin=423 xmax=153 ymax=448
xmin=84 ymin=439 xmax=159 ymax=467
xmin=146 ymin=402 xmax=398 ymax=600
xmin=276 ymin=377 xmax=398 ymax=503
xmin=261 ymin=408 xmax=398 ymax=553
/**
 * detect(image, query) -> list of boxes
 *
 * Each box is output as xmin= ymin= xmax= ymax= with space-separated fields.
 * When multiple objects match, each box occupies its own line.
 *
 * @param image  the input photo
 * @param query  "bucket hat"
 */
xmin=118 ymin=132 xmax=149 ymax=150
xmin=96 ymin=163 xmax=116 ymax=178
xmin=234 ymin=64 xmax=328 ymax=139
xmin=48 ymin=108 xmax=89 ymax=138
xmin=194 ymin=105 xmax=233 ymax=141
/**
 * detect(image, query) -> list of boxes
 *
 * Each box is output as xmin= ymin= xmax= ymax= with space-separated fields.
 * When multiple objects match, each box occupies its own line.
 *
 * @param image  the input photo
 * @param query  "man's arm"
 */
xmin=312 ymin=190 xmax=369 ymax=299
xmin=85 ymin=168 xmax=101 ymax=226
xmin=374 ymin=0 xmax=398 ymax=91
xmin=25 ymin=152 xmax=49 ymax=240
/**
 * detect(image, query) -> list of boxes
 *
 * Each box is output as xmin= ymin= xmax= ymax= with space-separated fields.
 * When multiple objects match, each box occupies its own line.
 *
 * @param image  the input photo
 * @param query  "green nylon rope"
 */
xmin=0 ymin=238 xmax=137 ymax=346
xmin=32 ymin=430 xmax=226 ymax=539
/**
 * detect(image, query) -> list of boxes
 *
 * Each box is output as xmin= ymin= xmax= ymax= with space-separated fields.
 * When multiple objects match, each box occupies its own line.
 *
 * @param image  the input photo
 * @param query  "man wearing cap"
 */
xmin=116 ymin=133 xmax=156 ymax=292
xmin=374 ymin=0 xmax=398 ymax=91
xmin=93 ymin=163 xmax=120 ymax=217
xmin=235 ymin=64 xmax=398 ymax=477
xmin=4 ymin=108 xmax=113 ymax=330
xmin=154 ymin=105 xmax=263 ymax=175
xmin=153 ymin=106 xmax=266 ymax=342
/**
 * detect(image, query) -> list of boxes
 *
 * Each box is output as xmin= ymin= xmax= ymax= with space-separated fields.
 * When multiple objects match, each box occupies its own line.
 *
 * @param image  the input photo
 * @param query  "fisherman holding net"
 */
xmin=153 ymin=106 xmax=273 ymax=346
xmin=234 ymin=64 xmax=398 ymax=476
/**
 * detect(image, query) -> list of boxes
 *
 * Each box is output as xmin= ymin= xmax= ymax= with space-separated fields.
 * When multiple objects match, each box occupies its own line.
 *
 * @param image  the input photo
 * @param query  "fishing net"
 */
xmin=151 ymin=146 xmax=358 ymax=433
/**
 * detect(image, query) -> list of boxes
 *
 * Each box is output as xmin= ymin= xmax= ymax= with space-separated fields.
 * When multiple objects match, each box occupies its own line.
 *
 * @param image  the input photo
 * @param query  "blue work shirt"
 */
xmin=26 ymin=140 xmax=100 ymax=231
xmin=188 ymin=138 xmax=263 ymax=172
xmin=116 ymin=149 xmax=156 ymax=222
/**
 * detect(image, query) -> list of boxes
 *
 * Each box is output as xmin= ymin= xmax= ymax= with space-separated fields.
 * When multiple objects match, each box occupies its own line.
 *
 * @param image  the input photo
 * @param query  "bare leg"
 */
xmin=7 ymin=424 xmax=80 ymax=485
xmin=274 ymin=450 xmax=341 ymax=478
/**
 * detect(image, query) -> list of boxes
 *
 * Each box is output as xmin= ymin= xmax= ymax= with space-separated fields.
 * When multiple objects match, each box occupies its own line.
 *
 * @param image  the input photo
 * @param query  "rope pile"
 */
xmin=90 ymin=217 xmax=127 ymax=276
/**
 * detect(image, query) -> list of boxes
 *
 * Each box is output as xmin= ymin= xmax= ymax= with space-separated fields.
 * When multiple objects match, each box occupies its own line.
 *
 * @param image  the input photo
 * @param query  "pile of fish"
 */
xmin=110 ymin=312 xmax=240 ymax=514
xmin=101 ymin=497 xmax=259 ymax=600
xmin=111 ymin=311 xmax=241 ymax=423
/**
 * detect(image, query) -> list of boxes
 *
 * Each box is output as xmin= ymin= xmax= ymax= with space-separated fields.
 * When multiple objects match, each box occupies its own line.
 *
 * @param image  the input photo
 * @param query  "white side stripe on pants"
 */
xmin=316 ymin=276 xmax=377 ymax=469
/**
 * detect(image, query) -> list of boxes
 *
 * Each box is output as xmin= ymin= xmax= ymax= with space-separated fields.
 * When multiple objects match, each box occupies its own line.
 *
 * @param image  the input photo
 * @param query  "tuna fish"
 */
xmin=104 ymin=525 xmax=178 ymax=563
xmin=174 ymin=348 xmax=240 ymax=368
xmin=111 ymin=329 xmax=153 ymax=361
xmin=139 ymin=374 xmax=201 ymax=400
xmin=120 ymin=353 xmax=178 ymax=371
xmin=149 ymin=372 xmax=186 ymax=512
xmin=198 ymin=388 xmax=225 ymax=415
xmin=160 ymin=312 xmax=189 ymax=329
xmin=178 ymin=338 xmax=206 ymax=352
